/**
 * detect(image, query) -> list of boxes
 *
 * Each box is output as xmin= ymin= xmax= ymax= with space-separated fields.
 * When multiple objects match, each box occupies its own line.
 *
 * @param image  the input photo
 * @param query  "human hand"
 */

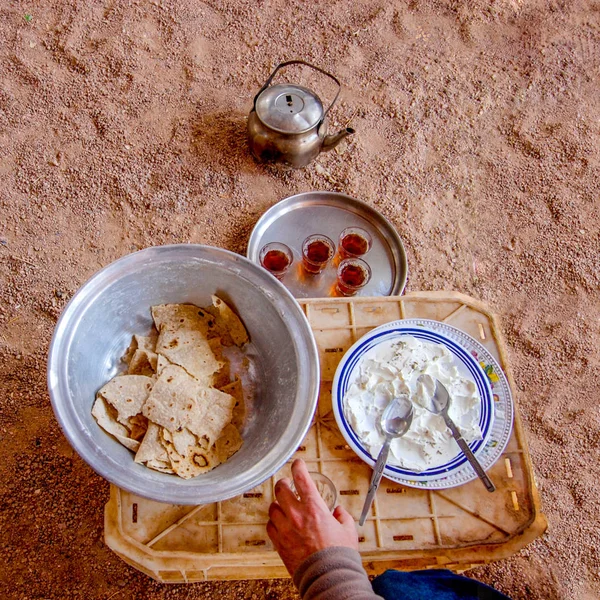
xmin=267 ymin=458 xmax=358 ymax=576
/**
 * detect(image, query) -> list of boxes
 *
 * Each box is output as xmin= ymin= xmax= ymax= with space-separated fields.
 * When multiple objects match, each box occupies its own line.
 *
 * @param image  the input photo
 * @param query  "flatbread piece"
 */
xmin=97 ymin=375 xmax=154 ymax=425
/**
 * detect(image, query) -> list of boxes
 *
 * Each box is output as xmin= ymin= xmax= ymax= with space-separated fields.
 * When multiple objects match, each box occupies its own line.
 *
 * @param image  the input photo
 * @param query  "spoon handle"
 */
xmin=359 ymin=438 xmax=391 ymax=526
xmin=444 ymin=416 xmax=496 ymax=493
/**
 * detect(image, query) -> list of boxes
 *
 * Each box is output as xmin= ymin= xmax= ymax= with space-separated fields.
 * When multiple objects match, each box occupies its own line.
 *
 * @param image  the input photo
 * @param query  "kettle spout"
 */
xmin=322 ymin=127 xmax=355 ymax=152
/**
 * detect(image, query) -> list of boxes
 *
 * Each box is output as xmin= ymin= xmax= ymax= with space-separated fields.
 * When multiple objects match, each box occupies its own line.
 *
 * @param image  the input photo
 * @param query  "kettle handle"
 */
xmin=253 ymin=60 xmax=342 ymax=125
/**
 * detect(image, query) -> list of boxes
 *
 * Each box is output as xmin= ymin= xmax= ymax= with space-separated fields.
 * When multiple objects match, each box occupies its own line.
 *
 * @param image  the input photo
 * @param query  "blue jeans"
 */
xmin=372 ymin=569 xmax=511 ymax=600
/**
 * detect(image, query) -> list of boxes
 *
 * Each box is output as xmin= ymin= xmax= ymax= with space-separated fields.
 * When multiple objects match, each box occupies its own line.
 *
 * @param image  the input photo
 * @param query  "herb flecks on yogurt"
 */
xmin=344 ymin=335 xmax=481 ymax=472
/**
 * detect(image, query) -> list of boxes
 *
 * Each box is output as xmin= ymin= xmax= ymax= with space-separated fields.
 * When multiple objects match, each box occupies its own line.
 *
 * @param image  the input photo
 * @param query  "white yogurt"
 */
xmin=344 ymin=335 xmax=481 ymax=472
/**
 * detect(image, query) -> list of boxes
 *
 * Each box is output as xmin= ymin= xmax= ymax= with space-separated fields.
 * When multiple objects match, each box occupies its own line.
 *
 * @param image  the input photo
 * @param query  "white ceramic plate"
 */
xmin=332 ymin=319 xmax=511 ymax=489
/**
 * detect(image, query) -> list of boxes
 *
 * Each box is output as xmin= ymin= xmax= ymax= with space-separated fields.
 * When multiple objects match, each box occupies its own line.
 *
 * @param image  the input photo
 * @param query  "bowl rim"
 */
xmin=47 ymin=244 xmax=320 ymax=504
xmin=332 ymin=320 xmax=494 ymax=481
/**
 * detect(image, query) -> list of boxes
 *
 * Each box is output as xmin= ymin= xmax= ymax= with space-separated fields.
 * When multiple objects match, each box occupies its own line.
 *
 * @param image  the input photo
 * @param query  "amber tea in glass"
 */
xmin=338 ymin=226 xmax=372 ymax=260
xmin=336 ymin=258 xmax=372 ymax=296
xmin=302 ymin=235 xmax=335 ymax=274
xmin=259 ymin=242 xmax=293 ymax=280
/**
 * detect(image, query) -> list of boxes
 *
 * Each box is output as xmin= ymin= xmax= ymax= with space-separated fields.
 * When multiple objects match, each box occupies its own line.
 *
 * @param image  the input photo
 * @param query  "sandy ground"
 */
xmin=1 ymin=0 xmax=599 ymax=598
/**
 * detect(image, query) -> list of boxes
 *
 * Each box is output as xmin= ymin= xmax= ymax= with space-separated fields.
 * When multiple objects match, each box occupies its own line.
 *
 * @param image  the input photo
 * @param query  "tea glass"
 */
xmin=301 ymin=234 xmax=335 ymax=274
xmin=337 ymin=226 xmax=373 ymax=260
xmin=336 ymin=257 xmax=372 ymax=296
xmin=259 ymin=242 xmax=294 ymax=280
xmin=290 ymin=472 xmax=337 ymax=511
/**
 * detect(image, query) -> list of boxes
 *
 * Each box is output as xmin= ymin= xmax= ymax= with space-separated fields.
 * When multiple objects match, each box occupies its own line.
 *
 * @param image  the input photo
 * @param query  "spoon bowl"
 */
xmin=359 ymin=397 xmax=413 ymax=525
xmin=380 ymin=396 xmax=413 ymax=437
xmin=417 ymin=375 xmax=495 ymax=493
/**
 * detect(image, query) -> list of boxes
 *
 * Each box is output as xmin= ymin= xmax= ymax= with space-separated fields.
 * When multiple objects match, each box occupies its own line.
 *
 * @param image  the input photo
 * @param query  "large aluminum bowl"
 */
xmin=47 ymin=245 xmax=319 ymax=505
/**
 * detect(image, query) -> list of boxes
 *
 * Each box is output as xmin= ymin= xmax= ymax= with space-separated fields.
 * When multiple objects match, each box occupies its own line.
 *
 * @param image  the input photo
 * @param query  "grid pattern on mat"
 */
xmin=105 ymin=293 xmax=546 ymax=583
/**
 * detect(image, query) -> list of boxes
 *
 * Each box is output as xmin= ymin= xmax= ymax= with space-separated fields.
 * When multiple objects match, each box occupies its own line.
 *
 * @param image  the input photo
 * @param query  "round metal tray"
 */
xmin=247 ymin=192 xmax=408 ymax=298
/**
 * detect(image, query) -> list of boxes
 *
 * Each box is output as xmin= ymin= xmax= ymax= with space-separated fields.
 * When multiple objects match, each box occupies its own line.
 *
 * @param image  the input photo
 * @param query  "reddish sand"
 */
xmin=1 ymin=1 xmax=599 ymax=598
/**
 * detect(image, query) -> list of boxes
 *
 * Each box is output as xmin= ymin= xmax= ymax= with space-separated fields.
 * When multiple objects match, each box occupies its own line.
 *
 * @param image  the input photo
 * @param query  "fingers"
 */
xmin=333 ymin=504 xmax=355 ymax=528
xmin=334 ymin=505 xmax=359 ymax=549
xmin=274 ymin=477 xmax=300 ymax=517
xmin=268 ymin=501 xmax=287 ymax=530
xmin=266 ymin=519 xmax=278 ymax=544
xmin=290 ymin=459 xmax=320 ymax=502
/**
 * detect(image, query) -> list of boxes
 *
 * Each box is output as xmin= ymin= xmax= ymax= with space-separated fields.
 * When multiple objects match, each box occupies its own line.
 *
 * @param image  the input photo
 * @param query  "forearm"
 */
xmin=293 ymin=547 xmax=384 ymax=600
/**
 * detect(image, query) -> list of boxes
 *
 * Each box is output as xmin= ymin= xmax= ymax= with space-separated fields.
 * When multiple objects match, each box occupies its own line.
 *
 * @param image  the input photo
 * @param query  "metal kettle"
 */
xmin=247 ymin=60 xmax=355 ymax=168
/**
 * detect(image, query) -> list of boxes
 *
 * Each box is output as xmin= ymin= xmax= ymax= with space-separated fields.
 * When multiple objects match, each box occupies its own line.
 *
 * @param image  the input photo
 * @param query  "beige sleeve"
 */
xmin=293 ymin=547 xmax=384 ymax=600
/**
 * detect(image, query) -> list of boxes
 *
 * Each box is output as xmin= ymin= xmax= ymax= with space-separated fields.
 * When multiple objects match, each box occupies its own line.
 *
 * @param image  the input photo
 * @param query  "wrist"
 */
xmin=293 ymin=546 xmax=365 ymax=590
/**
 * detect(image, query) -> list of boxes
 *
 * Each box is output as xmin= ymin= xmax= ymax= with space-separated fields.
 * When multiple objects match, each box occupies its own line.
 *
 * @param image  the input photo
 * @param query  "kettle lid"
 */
xmin=255 ymin=83 xmax=324 ymax=134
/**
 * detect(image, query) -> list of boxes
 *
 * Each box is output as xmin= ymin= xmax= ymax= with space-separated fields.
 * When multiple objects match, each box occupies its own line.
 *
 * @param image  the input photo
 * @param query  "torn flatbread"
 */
xmin=97 ymin=375 xmax=154 ymax=425
xmin=166 ymin=427 xmax=196 ymax=456
xmin=146 ymin=459 xmax=174 ymax=474
xmin=153 ymin=304 xmax=223 ymax=384
xmin=200 ymin=388 xmax=237 ymax=447
xmin=128 ymin=414 xmax=149 ymax=442
xmin=155 ymin=354 xmax=173 ymax=376
xmin=127 ymin=349 xmax=157 ymax=376
xmin=210 ymin=338 xmax=231 ymax=388
xmin=206 ymin=296 xmax=249 ymax=347
xmin=94 ymin=300 xmax=247 ymax=478
xmin=219 ymin=377 xmax=245 ymax=429
xmin=122 ymin=337 xmax=137 ymax=365
xmin=161 ymin=428 xmax=217 ymax=479
xmin=151 ymin=304 xmax=212 ymax=334
xmin=160 ymin=424 xmax=243 ymax=479
xmin=142 ymin=364 xmax=235 ymax=443
xmin=214 ymin=424 xmax=243 ymax=463
xmin=136 ymin=332 xmax=158 ymax=353
xmin=122 ymin=331 xmax=158 ymax=364
xmin=92 ymin=397 xmax=141 ymax=452
xmin=135 ymin=421 xmax=169 ymax=464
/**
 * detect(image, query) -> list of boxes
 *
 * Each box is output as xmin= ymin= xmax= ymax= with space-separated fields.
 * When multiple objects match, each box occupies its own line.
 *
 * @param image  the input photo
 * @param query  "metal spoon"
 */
xmin=417 ymin=375 xmax=495 ymax=493
xmin=359 ymin=397 xmax=414 ymax=526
